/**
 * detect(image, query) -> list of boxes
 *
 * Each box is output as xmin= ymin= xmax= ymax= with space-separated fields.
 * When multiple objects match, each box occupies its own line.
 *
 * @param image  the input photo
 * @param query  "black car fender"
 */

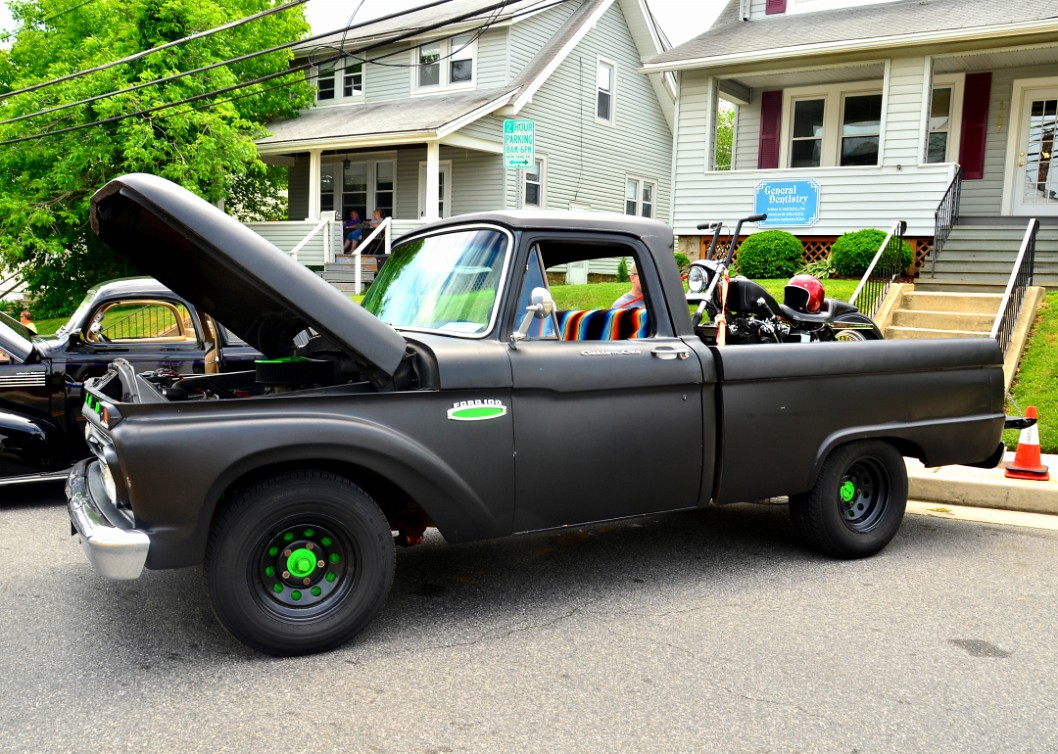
xmin=0 ymin=408 xmax=63 ymax=470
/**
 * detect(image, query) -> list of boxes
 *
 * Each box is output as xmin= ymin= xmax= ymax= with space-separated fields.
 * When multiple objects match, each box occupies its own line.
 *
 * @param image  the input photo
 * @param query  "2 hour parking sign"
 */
xmin=503 ymin=120 xmax=535 ymax=169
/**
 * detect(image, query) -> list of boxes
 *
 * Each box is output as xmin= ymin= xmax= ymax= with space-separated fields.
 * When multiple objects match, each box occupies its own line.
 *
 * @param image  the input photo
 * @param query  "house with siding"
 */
xmin=641 ymin=0 xmax=1058 ymax=268
xmin=249 ymin=0 xmax=675 ymax=267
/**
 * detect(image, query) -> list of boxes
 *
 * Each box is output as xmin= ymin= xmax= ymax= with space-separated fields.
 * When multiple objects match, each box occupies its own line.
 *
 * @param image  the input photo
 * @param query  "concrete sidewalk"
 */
xmin=906 ymin=452 xmax=1058 ymax=516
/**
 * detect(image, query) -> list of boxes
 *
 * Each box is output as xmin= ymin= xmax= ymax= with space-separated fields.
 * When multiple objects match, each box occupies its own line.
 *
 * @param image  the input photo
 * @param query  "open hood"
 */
xmin=90 ymin=174 xmax=407 ymax=379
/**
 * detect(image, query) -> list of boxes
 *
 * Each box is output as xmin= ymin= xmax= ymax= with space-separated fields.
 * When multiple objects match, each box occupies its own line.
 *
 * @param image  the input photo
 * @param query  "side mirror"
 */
xmin=510 ymin=287 xmax=555 ymax=349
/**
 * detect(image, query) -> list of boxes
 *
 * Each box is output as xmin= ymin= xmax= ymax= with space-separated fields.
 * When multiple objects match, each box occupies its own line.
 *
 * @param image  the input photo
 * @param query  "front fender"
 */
xmin=0 ymin=409 xmax=65 ymax=473
xmin=113 ymin=409 xmax=508 ymax=569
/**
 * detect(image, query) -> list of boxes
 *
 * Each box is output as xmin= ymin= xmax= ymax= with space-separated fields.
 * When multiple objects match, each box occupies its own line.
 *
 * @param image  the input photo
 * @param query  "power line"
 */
xmin=2 ymin=0 xmax=311 ymax=99
xmin=0 ymin=0 xmax=99 ymax=43
xmin=0 ymin=0 xmax=571 ymax=148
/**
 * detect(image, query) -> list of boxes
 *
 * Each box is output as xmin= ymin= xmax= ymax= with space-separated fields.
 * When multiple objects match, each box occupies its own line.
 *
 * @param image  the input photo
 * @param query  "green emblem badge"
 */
xmin=447 ymin=400 xmax=508 ymax=421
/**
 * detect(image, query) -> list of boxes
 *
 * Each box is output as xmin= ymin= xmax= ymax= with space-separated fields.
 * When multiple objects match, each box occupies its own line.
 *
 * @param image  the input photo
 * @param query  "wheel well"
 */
xmin=211 ymin=460 xmax=435 ymax=541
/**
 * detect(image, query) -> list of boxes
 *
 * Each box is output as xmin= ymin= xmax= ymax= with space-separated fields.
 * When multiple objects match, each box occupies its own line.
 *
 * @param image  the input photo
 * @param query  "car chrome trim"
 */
xmin=67 ymin=459 xmax=149 ymax=580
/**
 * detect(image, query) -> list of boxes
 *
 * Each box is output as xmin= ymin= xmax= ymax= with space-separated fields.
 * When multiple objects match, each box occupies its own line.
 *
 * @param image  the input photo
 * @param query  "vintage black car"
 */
xmin=69 ymin=174 xmax=1014 ymax=657
xmin=1 ymin=278 xmax=258 ymax=485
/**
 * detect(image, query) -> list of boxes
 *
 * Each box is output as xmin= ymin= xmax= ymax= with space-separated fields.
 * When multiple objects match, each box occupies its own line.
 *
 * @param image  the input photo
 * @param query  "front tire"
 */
xmin=789 ymin=440 xmax=907 ymax=559
xmin=205 ymin=471 xmax=395 ymax=656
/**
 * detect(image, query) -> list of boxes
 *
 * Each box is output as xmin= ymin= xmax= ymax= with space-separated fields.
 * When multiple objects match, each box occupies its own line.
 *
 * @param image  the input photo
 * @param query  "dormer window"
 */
xmin=315 ymin=60 xmax=364 ymax=103
xmin=413 ymin=33 xmax=476 ymax=92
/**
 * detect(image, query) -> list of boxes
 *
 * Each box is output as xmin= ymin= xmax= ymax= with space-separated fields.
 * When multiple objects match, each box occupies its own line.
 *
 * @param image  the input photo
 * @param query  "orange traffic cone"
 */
xmin=1005 ymin=406 xmax=1050 ymax=481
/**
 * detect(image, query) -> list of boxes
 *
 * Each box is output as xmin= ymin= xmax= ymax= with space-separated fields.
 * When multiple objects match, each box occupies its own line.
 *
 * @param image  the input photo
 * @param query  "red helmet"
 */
xmin=784 ymin=274 xmax=825 ymax=313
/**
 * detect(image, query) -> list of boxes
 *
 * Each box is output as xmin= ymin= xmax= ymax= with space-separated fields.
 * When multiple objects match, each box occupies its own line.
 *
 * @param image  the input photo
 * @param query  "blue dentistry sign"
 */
xmin=754 ymin=178 xmax=821 ymax=227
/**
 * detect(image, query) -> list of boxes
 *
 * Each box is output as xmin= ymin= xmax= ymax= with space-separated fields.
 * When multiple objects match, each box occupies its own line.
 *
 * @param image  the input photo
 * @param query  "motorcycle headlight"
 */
xmin=687 ymin=264 xmax=708 ymax=293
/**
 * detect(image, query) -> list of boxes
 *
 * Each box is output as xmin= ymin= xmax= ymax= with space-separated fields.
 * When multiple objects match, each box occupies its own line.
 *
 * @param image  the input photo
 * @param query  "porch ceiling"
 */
xmin=257 ymin=88 xmax=515 ymax=154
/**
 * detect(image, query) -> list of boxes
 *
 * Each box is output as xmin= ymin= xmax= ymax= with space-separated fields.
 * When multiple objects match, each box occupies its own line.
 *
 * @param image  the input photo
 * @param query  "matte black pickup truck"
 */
xmin=69 ymin=174 xmax=1013 ymax=656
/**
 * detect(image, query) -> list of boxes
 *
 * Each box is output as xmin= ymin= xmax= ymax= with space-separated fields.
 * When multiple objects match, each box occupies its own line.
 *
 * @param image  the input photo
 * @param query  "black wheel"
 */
xmin=832 ymin=312 xmax=883 ymax=342
xmin=205 ymin=471 xmax=395 ymax=656
xmin=789 ymin=440 xmax=907 ymax=559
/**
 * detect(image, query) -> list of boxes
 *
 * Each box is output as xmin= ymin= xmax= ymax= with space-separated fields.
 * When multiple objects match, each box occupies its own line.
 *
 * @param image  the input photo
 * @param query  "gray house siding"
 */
xmin=507 ymin=3 xmax=672 ymax=218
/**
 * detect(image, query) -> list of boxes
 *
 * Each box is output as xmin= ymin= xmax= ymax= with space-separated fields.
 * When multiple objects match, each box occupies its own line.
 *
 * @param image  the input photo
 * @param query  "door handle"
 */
xmin=651 ymin=345 xmax=691 ymax=361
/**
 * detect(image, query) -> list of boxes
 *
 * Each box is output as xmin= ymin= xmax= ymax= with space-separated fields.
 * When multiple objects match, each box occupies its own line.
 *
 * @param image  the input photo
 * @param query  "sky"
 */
xmin=0 ymin=0 xmax=728 ymax=49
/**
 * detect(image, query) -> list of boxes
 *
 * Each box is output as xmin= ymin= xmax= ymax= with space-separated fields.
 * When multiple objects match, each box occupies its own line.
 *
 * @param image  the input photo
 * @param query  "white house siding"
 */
xmin=883 ymin=56 xmax=929 ymax=167
xmin=505 ymin=3 xmax=672 ymax=218
xmin=505 ymin=3 xmax=580 ymax=81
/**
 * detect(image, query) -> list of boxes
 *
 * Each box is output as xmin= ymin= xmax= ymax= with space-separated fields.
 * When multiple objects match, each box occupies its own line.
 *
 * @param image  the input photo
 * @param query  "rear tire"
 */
xmin=789 ymin=440 xmax=907 ymax=559
xmin=832 ymin=312 xmax=883 ymax=342
xmin=205 ymin=471 xmax=395 ymax=656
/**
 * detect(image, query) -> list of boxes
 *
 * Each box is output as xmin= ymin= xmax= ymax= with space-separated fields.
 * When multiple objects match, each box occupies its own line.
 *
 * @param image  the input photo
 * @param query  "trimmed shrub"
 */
xmin=735 ymin=230 xmax=804 ymax=279
xmin=831 ymin=229 xmax=913 ymax=278
xmin=673 ymin=252 xmax=690 ymax=274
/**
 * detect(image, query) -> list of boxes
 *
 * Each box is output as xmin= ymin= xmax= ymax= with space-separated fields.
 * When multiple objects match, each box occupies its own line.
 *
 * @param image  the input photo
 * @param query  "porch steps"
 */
xmin=321 ymin=254 xmax=379 ymax=293
xmin=919 ymin=222 xmax=1058 ymax=292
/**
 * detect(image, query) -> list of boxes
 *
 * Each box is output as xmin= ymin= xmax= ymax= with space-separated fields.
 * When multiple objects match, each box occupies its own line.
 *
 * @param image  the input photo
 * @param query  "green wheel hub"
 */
xmin=256 ymin=523 xmax=350 ymax=611
xmin=839 ymin=480 xmax=857 ymax=503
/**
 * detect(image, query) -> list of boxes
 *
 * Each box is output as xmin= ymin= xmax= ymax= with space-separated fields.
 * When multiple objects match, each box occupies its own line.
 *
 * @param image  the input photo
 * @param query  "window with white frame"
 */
xmin=332 ymin=157 xmax=395 ymax=220
xmin=625 ymin=178 xmax=656 ymax=217
xmin=316 ymin=60 xmax=364 ymax=103
xmin=596 ymin=59 xmax=616 ymax=123
xmin=524 ymin=160 xmax=543 ymax=207
xmin=414 ymin=33 xmax=476 ymax=91
xmin=926 ymin=75 xmax=964 ymax=163
xmin=781 ymin=83 xmax=882 ymax=167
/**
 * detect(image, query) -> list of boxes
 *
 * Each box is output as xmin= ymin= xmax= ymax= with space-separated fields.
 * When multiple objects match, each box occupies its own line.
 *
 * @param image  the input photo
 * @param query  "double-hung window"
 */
xmin=625 ymin=178 xmax=656 ymax=217
xmin=524 ymin=160 xmax=543 ymax=207
xmin=414 ymin=33 xmax=476 ymax=91
xmin=926 ymin=75 xmax=964 ymax=163
xmin=596 ymin=59 xmax=616 ymax=123
xmin=782 ymin=83 xmax=883 ymax=167
xmin=316 ymin=60 xmax=364 ymax=103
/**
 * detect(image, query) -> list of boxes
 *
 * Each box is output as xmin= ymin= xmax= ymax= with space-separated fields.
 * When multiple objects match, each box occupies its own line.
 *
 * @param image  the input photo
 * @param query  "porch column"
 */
xmin=424 ymin=140 xmax=440 ymax=221
xmin=307 ymin=149 xmax=322 ymax=220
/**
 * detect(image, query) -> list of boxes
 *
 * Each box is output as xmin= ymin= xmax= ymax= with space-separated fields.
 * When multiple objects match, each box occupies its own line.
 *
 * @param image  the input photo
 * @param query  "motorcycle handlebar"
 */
xmin=744 ymin=213 xmax=767 ymax=223
xmin=696 ymin=221 xmax=723 ymax=231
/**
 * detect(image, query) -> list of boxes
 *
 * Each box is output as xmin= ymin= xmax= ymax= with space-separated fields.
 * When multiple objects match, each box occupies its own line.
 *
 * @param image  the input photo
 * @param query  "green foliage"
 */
xmin=734 ymin=230 xmax=804 ymax=279
xmin=0 ymin=0 xmax=315 ymax=310
xmin=1006 ymin=290 xmax=1058 ymax=453
xmin=714 ymin=102 xmax=734 ymax=171
xmin=673 ymin=252 xmax=689 ymax=274
xmin=831 ymin=229 xmax=913 ymax=278
xmin=616 ymin=257 xmax=629 ymax=283
xmin=800 ymin=256 xmax=837 ymax=280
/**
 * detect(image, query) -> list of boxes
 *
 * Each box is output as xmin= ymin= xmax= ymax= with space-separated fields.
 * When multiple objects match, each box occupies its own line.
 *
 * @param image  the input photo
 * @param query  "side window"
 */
xmin=514 ymin=246 xmax=557 ymax=338
xmin=523 ymin=159 xmax=543 ymax=207
xmin=521 ymin=241 xmax=652 ymax=342
xmin=596 ymin=59 xmax=616 ymax=123
xmin=89 ymin=301 xmax=197 ymax=342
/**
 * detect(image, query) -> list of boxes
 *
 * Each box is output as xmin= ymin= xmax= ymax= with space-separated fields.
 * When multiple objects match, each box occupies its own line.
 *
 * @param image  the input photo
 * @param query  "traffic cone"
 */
xmin=1005 ymin=406 xmax=1050 ymax=481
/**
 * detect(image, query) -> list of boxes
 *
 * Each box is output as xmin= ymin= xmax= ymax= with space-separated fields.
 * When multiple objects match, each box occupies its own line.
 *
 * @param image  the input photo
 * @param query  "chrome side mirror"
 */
xmin=510 ymin=287 xmax=555 ymax=349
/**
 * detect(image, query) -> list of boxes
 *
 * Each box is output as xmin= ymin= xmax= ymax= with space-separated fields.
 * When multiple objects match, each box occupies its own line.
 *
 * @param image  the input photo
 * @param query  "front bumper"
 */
xmin=66 ymin=459 xmax=149 ymax=580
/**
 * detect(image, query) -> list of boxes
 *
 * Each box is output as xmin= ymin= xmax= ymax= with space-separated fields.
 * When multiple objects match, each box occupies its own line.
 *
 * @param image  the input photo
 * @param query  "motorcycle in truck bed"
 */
xmin=68 ymin=174 xmax=1017 ymax=656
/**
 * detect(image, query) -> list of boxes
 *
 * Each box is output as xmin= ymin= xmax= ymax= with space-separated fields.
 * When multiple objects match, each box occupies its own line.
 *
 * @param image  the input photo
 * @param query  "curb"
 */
xmin=906 ymin=452 xmax=1058 ymax=516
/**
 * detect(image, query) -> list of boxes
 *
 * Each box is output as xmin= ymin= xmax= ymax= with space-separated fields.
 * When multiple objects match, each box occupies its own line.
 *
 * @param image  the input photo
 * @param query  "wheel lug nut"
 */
xmin=306 ymin=543 xmax=314 ymax=551
xmin=283 ymin=549 xmax=292 ymax=558
xmin=282 ymin=571 xmax=290 ymax=579
xmin=317 ymin=560 xmax=325 ymax=568
xmin=303 ymin=578 xmax=311 ymax=586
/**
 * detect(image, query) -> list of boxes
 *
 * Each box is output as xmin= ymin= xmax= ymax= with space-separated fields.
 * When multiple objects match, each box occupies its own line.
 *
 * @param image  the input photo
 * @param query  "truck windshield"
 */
xmin=361 ymin=226 xmax=511 ymax=336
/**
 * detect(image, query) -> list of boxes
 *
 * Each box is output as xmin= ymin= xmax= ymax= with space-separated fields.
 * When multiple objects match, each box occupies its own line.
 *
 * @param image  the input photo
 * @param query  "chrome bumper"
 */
xmin=66 ymin=459 xmax=149 ymax=580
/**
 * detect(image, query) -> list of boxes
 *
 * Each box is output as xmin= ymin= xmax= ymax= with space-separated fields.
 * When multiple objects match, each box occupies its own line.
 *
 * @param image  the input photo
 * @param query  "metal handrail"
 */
xmin=931 ymin=166 xmax=963 ymax=277
xmin=990 ymin=218 xmax=1038 ymax=353
xmin=289 ymin=211 xmax=337 ymax=262
xmin=351 ymin=217 xmax=392 ymax=294
xmin=850 ymin=219 xmax=907 ymax=320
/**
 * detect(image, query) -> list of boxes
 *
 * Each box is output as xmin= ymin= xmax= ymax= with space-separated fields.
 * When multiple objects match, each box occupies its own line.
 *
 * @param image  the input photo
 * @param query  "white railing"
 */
xmin=346 ymin=217 xmax=393 ymax=294
xmin=287 ymin=212 xmax=336 ymax=263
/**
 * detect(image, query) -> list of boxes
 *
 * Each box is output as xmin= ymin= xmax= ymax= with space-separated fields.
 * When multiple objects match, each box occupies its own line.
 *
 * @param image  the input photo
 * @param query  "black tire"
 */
xmin=205 ymin=471 xmax=395 ymax=656
xmin=832 ymin=312 xmax=883 ymax=342
xmin=789 ymin=440 xmax=907 ymax=559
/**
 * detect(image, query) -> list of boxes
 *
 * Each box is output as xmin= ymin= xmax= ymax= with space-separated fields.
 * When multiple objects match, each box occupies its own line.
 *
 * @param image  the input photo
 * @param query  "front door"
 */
xmin=1012 ymin=82 xmax=1058 ymax=216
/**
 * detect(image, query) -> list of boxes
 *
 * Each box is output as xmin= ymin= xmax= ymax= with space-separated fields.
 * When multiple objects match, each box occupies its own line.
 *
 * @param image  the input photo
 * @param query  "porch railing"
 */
xmin=930 ymin=166 xmax=963 ymax=277
xmin=288 ymin=212 xmax=337 ymax=263
xmin=850 ymin=219 xmax=907 ymax=320
xmin=348 ymin=217 xmax=392 ymax=294
xmin=989 ymin=218 xmax=1038 ymax=354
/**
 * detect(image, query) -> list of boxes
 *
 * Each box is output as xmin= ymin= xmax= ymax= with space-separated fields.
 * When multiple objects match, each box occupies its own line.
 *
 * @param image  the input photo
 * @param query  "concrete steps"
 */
xmin=921 ymin=223 xmax=1058 ymax=291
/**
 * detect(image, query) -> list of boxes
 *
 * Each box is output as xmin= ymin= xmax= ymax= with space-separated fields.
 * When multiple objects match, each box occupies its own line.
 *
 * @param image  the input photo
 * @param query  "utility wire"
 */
xmin=0 ymin=0 xmax=543 ymax=147
xmin=0 ymin=0 xmax=99 ymax=43
xmin=1 ymin=0 xmax=311 ymax=99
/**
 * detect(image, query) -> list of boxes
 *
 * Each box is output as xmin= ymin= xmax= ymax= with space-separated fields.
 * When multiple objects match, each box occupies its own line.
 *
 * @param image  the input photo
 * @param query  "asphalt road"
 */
xmin=2 ymin=484 xmax=1057 ymax=753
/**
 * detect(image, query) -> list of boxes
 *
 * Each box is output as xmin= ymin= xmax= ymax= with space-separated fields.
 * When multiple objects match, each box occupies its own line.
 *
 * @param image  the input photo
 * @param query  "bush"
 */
xmin=799 ymin=256 xmax=836 ymax=280
xmin=831 ymin=229 xmax=913 ymax=278
xmin=734 ymin=230 xmax=804 ymax=279
xmin=673 ymin=252 xmax=689 ymax=274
